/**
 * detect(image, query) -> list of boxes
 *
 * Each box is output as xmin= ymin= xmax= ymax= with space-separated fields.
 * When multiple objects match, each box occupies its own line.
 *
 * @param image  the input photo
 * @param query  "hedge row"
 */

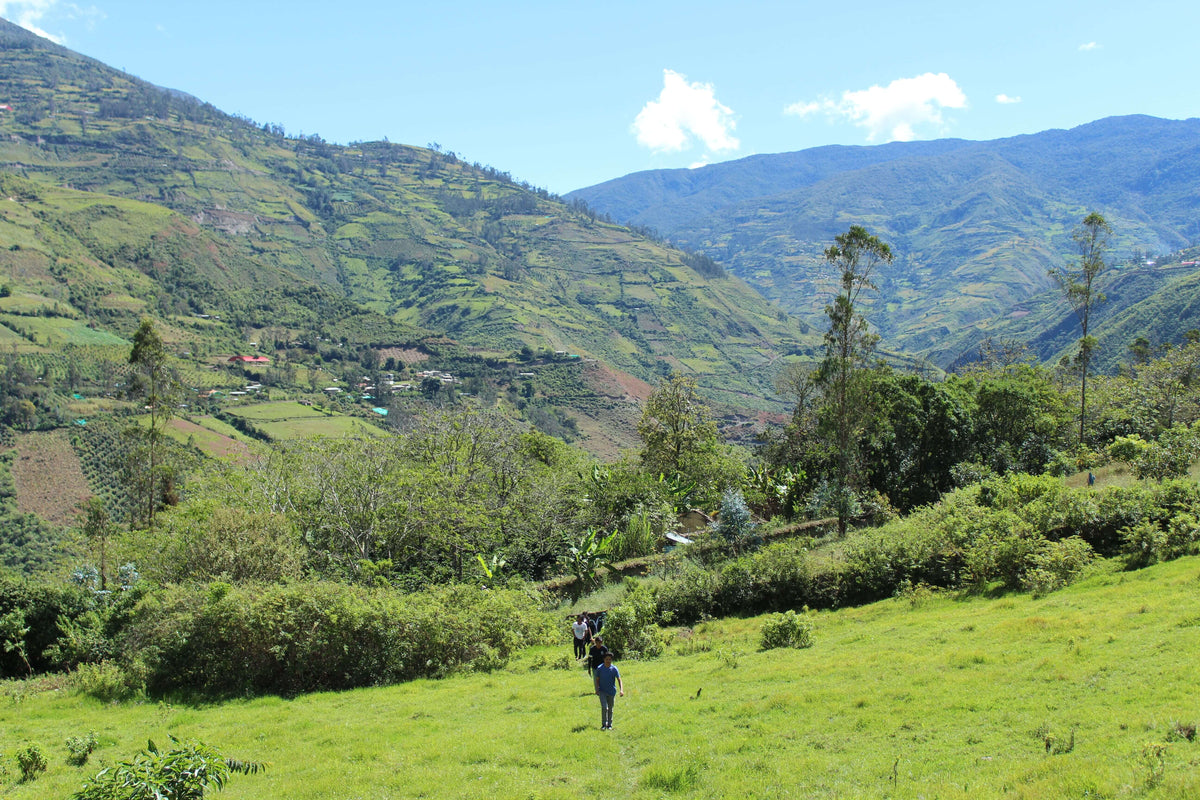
xmin=123 ymin=581 xmax=557 ymax=696
xmin=1 ymin=578 xmax=557 ymax=694
xmin=643 ymin=475 xmax=1200 ymax=625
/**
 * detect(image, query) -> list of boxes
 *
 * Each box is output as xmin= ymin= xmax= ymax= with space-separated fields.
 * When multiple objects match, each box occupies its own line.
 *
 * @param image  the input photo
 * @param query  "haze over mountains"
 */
xmin=568 ymin=116 xmax=1200 ymax=369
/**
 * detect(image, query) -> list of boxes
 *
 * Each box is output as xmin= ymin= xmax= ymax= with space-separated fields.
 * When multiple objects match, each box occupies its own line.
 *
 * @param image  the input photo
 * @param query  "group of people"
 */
xmin=571 ymin=612 xmax=624 ymax=731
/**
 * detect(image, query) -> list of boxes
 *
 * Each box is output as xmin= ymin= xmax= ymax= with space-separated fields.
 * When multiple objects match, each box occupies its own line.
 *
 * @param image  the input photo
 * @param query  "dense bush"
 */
xmin=121 ymin=580 xmax=555 ymax=696
xmin=137 ymin=501 xmax=305 ymax=584
xmin=637 ymin=476 xmax=1200 ymax=626
xmin=0 ymin=577 xmax=94 ymax=677
xmin=601 ymin=582 xmax=663 ymax=660
xmin=760 ymin=610 xmax=815 ymax=650
xmin=1022 ymin=536 xmax=1097 ymax=597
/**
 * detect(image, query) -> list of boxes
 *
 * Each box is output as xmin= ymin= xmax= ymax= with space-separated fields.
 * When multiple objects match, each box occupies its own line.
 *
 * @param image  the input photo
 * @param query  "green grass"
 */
xmin=223 ymin=401 xmax=329 ymax=422
xmin=224 ymin=401 xmax=386 ymax=439
xmin=0 ymin=315 xmax=129 ymax=347
xmin=5 ymin=557 xmax=1200 ymax=798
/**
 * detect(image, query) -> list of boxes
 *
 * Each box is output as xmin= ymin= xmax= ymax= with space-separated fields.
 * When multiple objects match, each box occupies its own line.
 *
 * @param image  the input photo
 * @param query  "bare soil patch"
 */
xmin=582 ymin=361 xmax=655 ymax=402
xmin=12 ymin=430 xmax=92 ymax=526
xmin=377 ymin=346 xmax=428 ymax=365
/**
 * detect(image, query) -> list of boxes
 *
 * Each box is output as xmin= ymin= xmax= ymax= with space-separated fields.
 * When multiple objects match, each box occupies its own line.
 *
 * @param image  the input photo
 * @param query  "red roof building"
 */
xmin=228 ymin=355 xmax=270 ymax=364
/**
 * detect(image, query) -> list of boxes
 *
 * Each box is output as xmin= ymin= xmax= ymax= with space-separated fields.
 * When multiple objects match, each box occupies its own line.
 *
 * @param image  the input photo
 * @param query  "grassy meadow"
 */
xmin=221 ymin=401 xmax=386 ymax=440
xmin=4 ymin=557 xmax=1200 ymax=799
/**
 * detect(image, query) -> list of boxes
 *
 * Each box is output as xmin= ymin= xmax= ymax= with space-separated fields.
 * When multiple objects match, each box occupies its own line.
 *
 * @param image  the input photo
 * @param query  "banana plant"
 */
xmin=567 ymin=528 xmax=617 ymax=592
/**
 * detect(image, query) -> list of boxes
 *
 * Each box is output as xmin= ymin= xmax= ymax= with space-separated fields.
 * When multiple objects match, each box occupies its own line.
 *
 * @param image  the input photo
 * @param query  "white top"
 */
xmin=572 ymin=621 xmax=589 ymax=639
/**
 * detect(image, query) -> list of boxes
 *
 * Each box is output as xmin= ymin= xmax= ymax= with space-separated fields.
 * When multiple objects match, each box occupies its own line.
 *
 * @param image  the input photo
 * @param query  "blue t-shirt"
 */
xmin=594 ymin=662 xmax=621 ymax=696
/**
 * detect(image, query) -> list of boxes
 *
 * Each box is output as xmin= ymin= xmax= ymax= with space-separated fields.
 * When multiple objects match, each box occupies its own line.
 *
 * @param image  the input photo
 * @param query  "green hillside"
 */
xmin=5 ymin=556 xmax=1200 ymax=798
xmin=0 ymin=17 xmax=811 ymax=425
xmin=942 ymin=244 xmax=1200 ymax=372
xmin=569 ymin=116 xmax=1200 ymax=367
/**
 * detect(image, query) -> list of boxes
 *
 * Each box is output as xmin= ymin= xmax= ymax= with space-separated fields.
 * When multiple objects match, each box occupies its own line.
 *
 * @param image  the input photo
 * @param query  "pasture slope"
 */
xmin=4 ymin=556 xmax=1200 ymax=798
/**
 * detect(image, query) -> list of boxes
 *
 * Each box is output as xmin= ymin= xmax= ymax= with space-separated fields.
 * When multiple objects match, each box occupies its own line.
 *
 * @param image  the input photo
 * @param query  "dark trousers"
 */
xmin=573 ymin=637 xmax=587 ymax=659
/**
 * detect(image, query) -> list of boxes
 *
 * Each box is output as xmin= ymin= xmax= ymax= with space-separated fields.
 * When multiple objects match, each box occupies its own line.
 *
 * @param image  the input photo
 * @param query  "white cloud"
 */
xmin=0 ymin=0 xmax=65 ymax=43
xmin=785 ymin=73 xmax=967 ymax=142
xmin=995 ymin=93 xmax=1022 ymax=104
xmin=1079 ymin=41 xmax=1101 ymax=51
xmin=632 ymin=69 xmax=739 ymax=153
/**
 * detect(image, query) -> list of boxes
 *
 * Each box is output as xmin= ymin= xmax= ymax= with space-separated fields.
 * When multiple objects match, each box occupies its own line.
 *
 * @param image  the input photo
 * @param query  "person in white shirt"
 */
xmin=571 ymin=614 xmax=590 ymax=659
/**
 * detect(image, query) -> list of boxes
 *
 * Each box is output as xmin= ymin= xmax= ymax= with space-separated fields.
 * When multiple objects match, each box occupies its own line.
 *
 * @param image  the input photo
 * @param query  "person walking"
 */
xmin=593 ymin=651 xmax=624 ymax=730
xmin=571 ymin=614 xmax=590 ymax=660
xmin=587 ymin=636 xmax=607 ymax=676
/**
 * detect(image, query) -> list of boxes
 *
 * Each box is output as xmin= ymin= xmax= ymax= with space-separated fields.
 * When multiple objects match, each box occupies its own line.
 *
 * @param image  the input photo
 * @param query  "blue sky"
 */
xmin=3 ymin=0 xmax=1199 ymax=194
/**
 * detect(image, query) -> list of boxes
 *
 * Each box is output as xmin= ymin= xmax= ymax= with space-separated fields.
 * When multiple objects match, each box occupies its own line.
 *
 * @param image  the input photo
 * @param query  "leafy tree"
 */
xmin=637 ymin=374 xmax=742 ymax=508
xmin=1133 ymin=424 xmax=1200 ymax=482
xmin=126 ymin=319 xmax=183 ymax=528
xmin=862 ymin=370 xmax=973 ymax=511
xmin=954 ymin=365 xmax=1071 ymax=475
xmin=80 ymin=497 xmax=113 ymax=590
xmin=1090 ymin=334 xmax=1200 ymax=442
xmin=1050 ymin=212 xmax=1112 ymax=445
xmin=638 ymin=374 xmax=718 ymax=479
xmin=816 ymin=226 xmax=892 ymax=534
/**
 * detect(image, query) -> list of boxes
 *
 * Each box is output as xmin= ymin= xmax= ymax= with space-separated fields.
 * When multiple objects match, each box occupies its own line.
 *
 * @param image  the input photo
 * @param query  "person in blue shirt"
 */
xmin=593 ymin=650 xmax=624 ymax=730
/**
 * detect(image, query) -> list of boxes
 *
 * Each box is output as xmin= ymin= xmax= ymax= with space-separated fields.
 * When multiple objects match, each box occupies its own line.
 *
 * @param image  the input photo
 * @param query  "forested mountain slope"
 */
xmin=568 ymin=116 xmax=1200 ymax=365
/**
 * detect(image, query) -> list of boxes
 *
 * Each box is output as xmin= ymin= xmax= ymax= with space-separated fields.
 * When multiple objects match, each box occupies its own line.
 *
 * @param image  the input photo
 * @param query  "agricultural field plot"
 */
xmin=0 ymin=323 xmax=34 ymax=350
xmin=0 ymin=315 xmax=128 ymax=348
xmin=0 ymin=292 xmax=63 ymax=314
xmin=10 ymin=430 xmax=91 ymax=526
xmin=254 ymin=414 xmax=385 ymax=440
xmin=5 ymin=557 xmax=1200 ymax=798
xmin=163 ymin=418 xmax=256 ymax=462
xmin=223 ymin=401 xmax=386 ymax=440
xmin=222 ymin=401 xmax=329 ymax=422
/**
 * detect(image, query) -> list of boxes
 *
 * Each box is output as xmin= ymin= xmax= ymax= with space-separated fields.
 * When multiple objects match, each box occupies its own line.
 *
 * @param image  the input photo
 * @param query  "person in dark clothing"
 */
xmin=587 ymin=637 xmax=608 ymax=676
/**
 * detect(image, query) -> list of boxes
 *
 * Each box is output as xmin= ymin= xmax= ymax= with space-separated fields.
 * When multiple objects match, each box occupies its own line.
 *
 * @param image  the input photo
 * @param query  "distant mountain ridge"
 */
xmin=568 ymin=116 xmax=1200 ymax=366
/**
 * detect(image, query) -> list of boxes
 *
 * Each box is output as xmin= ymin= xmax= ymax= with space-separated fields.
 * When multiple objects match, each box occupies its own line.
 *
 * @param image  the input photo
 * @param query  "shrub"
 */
xmin=66 ymin=731 xmax=99 ymax=767
xmin=714 ymin=488 xmax=757 ymax=555
xmin=1122 ymin=521 xmax=1168 ymax=568
xmin=1022 ymin=536 xmax=1096 ymax=598
xmin=745 ymin=540 xmax=812 ymax=611
xmin=603 ymin=584 xmax=663 ymax=659
xmin=72 ymin=660 xmax=144 ymax=701
xmin=16 ymin=742 xmax=47 ymax=782
xmin=1108 ymin=435 xmax=1148 ymax=464
xmin=760 ymin=610 xmax=815 ymax=650
xmin=0 ymin=577 xmax=92 ymax=677
xmin=653 ymin=560 xmax=718 ymax=625
xmin=1133 ymin=425 xmax=1200 ymax=482
xmin=73 ymin=736 xmax=264 ymax=800
xmin=1165 ymin=513 xmax=1200 ymax=560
